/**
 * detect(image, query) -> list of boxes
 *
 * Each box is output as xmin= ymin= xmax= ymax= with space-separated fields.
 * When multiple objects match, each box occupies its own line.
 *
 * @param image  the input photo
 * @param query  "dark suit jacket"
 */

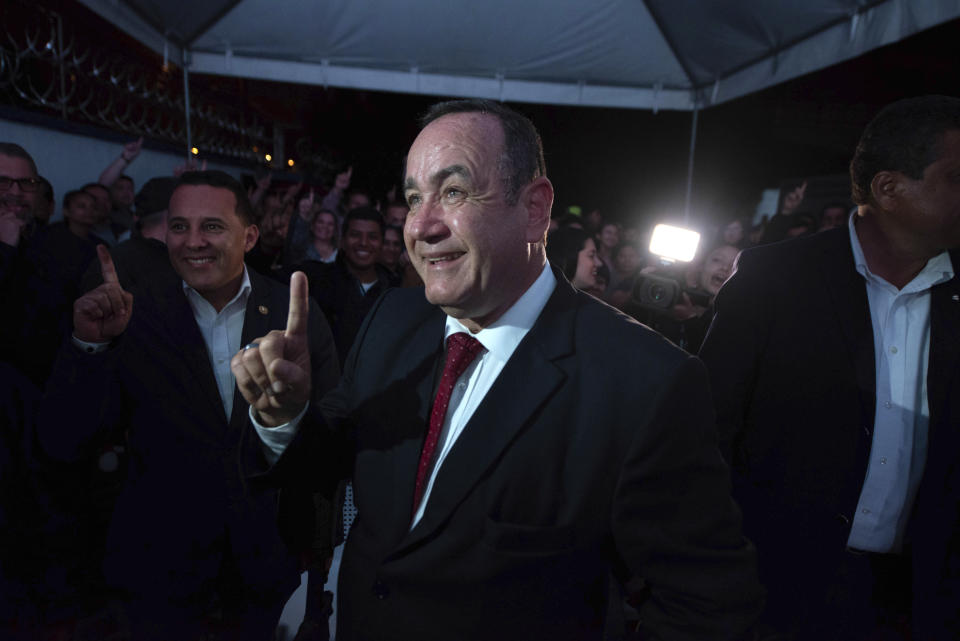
xmin=37 ymin=269 xmax=340 ymax=601
xmin=298 ymin=256 xmax=400 ymax=369
xmin=278 ymin=270 xmax=762 ymax=641
xmin=699 ymin=228 xmax=960 ymax=638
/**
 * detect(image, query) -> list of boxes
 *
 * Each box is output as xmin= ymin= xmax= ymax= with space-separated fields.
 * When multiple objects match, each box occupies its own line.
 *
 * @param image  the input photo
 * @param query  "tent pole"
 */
xmin=183 ymin=52 xmax=193 ymax=162
xmin=683 ymin=104 xmax=699 ymax=225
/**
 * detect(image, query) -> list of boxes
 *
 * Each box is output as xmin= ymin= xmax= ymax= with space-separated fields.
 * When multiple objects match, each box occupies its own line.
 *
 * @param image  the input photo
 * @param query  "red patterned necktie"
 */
xmin=412 ymin=332 xmax=485 ymax=515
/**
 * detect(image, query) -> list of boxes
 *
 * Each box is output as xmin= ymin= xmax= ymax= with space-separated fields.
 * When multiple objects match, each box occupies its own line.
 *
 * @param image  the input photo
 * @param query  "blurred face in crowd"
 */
xmin=385 ymin=203 xmax=409 ymax=228
xmin=311 ymin=211 xmax=336 ymax=243
xmin=614 ymin=244 xmax=641 ymax=275
xmin=83 ymin=184 xmax=112 ymax=223
xmin=585 ymin=209 xmax=602 ymax=230
xmin=699 ymin=245 xmax=739 ymax=297
xmin=404 ymin=112 xmax=551 ymax=330
xmin=166 ymin=184 xmax=258 ymax=311
xmin=599 ymin=223 xmax=619 ymax=251
xmin=64 ymin=193 xmax=98 ymax=229
xmin=722 ymin=220 xmax=744 ymax=245
xmin=347 ymin=192 xmax=372 ymax=211
xmin=259 ymin=207 xmax=289 ymax=250
xmin=111 ymin=177 xmax=135 ymax=209
xmin=342 ymin=219 xmax=382 ymax=275
xmin=381 ymin=226 xmax=404 ymax=269
xmin=572 ymin=237 xmax=603 ymax=291
xmin=0 ymin=153 xmax=38 ymax=222
xmin=819 ymin=206 xmax=847 ymax=231
xmin=622 ymin=224 xmax=641 ymax=246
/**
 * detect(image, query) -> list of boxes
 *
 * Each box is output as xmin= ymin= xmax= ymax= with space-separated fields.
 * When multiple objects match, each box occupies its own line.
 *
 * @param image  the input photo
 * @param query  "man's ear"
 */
xmin=522 ymin=176 xmax=554 ymax=243
xmin=869 ymin=171 xmax=900 ymax=211
xmin=244 ymin=224 xmax=260 ymax=252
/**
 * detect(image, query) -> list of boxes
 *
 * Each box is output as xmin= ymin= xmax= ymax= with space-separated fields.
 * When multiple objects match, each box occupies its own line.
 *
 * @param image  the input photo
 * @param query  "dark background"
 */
xmin=14 ymin=3 xmax=960 ymax=232
xmin=205 ymin=15 xmax=960 ymax=230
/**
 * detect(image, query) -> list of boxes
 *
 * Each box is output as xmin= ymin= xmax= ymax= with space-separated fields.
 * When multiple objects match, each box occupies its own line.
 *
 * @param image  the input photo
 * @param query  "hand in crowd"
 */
xmin=122 ymin=137 xmax=144 ymax=163
xmin=0 ymin=202 xmax=25 ymax=247
xmin=670 ymin=292 xmax=707 ymax=321
xmin=334 ymin=166 xmax=352 ymax=192
xmin=781 ymin=180 xmax=807 ymax=215
xmin=231 ymin=271 xmax=312 ymax=427
xmin=73 ymin=245 xmax=134 ymax=343
xmin=254 ymin=170 xmax=272 ymax=193
xmin=298 ymin=188 xmax=315 ymax=220
xmin=282 ymin=180 xmax=303 ymax=206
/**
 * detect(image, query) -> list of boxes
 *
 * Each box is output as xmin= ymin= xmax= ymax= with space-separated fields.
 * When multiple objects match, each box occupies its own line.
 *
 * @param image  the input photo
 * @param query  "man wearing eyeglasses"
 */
xmin=0 ymin=143 xmax=41 ymax=248
xmin=0 ymin=143 xmax=54 ymax=387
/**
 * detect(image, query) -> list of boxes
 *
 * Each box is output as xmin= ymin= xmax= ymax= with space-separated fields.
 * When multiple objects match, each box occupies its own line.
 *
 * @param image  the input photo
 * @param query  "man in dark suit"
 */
xmin=235 ymin=99 xmax=762 ymax=640
xmin=699 ymin=95 xmax=960 ymax=640
xmin=38 ymin=171 xmax=340 ymax=640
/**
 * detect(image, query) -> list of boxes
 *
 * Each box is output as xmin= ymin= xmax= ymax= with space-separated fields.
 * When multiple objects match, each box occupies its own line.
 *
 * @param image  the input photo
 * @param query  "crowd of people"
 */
xmin=0 ymin=93 xmax=958 ymax=641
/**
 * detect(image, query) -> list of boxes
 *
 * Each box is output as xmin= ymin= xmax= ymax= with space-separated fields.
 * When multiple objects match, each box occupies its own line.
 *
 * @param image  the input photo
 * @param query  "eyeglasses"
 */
xmin=0 ymin=176 xmax=41 ymax=192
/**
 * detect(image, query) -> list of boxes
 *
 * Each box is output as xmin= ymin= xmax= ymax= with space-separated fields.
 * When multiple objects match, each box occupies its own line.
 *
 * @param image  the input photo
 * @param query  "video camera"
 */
xmin=630 ymin=224 xmax=709 ymax=312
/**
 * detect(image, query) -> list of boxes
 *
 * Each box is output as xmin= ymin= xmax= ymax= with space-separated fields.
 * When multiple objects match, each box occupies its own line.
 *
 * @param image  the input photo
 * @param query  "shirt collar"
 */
xmin=182 ymin=266 xmax=252 ymax=316
xmin=849 ymin=213 xmax=954 ymax=293
xmin=445 ymin=262 xmax=556 ymax=361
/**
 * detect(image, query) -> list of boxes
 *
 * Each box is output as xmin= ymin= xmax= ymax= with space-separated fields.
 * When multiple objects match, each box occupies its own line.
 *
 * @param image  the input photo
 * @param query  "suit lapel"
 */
xmin=230 ymin=270 xmax=277 ymax=429
xmin=399 ymin=275 xmax=576 ymax=549
xmin=819 ymin=230 xmax=876 ymax=425
xmin=155 ymin=281 xmax=228 ymax=426
xmin=387 ymin=309 xmax=446 ymax=541
xmin=927 ymin=253 xmax=960 ymax=436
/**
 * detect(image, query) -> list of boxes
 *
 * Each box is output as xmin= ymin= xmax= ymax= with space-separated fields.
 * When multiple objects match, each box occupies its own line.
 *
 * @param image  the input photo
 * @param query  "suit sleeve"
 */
xmin=35 ymin=339 xmax=127 ymax=462
xmin=265 ymin=287 xmax=398 ymax=487
xmin=698 ymin=250 xmax=770 ymax=463
xmin=613 ymin=356 xmax=764 ymax=640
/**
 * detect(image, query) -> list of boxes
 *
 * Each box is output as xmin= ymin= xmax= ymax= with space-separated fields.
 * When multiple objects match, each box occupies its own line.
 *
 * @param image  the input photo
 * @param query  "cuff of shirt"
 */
xmin=251 ymin=402 xmax=308 ymax=465
xmin=72 ymin=335 xmax=111 ymax=354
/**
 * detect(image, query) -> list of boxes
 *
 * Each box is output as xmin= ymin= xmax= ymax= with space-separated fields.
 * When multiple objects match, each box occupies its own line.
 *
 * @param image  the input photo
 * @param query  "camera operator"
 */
xmin=625 ymin=244 xmax=738 ymax=353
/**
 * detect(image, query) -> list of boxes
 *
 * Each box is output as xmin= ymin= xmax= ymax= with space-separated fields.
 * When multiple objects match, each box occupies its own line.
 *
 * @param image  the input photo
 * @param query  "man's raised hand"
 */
xmin=231 ymin=271 xmax=312 ymax=427
xmin=73 ymin=245 xmax=134 ymax=343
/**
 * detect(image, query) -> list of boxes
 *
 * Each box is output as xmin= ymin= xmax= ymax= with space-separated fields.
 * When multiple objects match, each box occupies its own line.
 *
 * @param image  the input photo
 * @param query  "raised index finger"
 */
xmin=285 ymin=271 xmax=309 ymax=338
xmin=98 ymin=244 xmax=120 ymax=284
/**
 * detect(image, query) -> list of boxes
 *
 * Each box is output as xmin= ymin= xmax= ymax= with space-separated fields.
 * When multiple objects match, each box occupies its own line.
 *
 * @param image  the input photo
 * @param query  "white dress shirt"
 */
xmin=846 ymin=214 xmax=955 ymax=552
xmin=182 ymin=269 xmax=252 ymax=421
xmin=74 ymin=267 xmax=301 ymax=463
xmin=250 ymin=263 xmax=557 ymax=506
xmin=411 ymin=263 xmax=556 ymax=528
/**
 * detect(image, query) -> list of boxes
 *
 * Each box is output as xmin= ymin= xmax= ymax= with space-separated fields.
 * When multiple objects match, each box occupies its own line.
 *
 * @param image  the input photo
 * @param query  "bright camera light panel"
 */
xmin=649 ymin=224 xmax=700 ymax=262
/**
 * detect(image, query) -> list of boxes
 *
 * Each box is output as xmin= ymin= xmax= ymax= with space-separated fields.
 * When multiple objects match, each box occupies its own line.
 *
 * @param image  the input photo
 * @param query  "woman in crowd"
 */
xmin=379 ymin=224 xmax=403 ymax=274
xmin=304 ymin=208 xmax=339 ymax=263
xmin=546 ymin=226 xmax=604 ymax=297
xmin=595 ymin=221 xmax=620 ymax=268
xmin=718 ymin=217 xmax=749 ymax=249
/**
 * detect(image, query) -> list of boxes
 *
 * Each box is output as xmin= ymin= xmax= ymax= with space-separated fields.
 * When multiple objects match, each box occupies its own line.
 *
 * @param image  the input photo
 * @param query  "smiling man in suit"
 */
xmin=237 ymin=100 xmax=762 ymax=641
xmin=38 ymin=171 xmax=339 ymax=640
xmin=700 ymin=95 xmax=960 ymax=640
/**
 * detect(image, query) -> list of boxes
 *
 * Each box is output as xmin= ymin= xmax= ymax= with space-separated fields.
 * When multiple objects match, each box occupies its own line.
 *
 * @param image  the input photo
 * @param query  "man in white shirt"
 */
xmin=700 ymin=95 xmax=960 ymax=640
xmin=38 ymin=170 xmax=339 ymax=640
xmin=236 ymin=99 xmax=762 ymax=640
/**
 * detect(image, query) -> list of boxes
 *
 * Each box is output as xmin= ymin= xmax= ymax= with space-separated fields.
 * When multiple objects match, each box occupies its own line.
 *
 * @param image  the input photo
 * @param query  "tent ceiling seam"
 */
xmin=640 ymin=0 xmax=697 ymax=89
xmin=117 ymin=0 xmax=185 ymax=47
xmin=698 ymin=0 xmax=890 ymax=92
xmin=185 ymin=0 xmax=246 ymax=47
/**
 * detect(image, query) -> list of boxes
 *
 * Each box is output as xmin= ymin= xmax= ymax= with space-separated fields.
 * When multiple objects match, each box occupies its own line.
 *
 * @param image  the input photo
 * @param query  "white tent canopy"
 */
xmin=81 ymin=0 xmax=959 ymax=111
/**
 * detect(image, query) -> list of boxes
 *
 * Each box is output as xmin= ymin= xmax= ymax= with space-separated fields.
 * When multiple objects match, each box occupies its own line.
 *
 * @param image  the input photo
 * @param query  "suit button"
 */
xmin=372 ymin=580 xmax=389 ymax=600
